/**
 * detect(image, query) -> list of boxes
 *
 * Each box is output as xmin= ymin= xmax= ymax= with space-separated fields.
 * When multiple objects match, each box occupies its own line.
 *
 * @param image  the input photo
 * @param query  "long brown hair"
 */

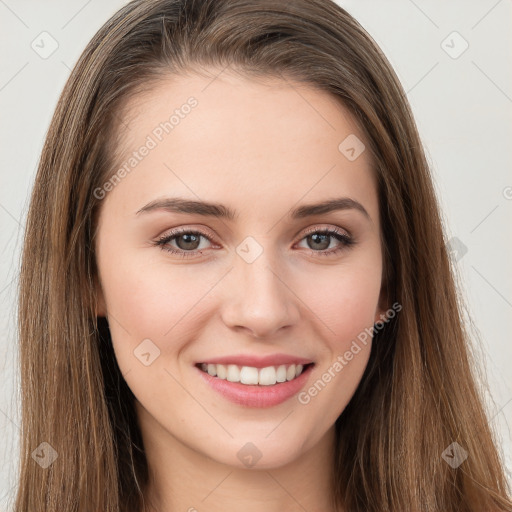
xmin=14 ymin=0 xmax=511 ymax=510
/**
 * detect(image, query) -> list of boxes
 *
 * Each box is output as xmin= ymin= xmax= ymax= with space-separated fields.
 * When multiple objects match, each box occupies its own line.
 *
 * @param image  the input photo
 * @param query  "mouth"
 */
xmin=194 ymin=361 xmax=316 ymax=408
xmin=195 ymin=362 xmax=314 ymax=386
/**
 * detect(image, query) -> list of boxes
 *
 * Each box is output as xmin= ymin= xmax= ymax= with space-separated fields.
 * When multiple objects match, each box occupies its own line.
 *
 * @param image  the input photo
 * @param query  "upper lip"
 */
xmin=197 ymin=353 xmax=314 ymax=368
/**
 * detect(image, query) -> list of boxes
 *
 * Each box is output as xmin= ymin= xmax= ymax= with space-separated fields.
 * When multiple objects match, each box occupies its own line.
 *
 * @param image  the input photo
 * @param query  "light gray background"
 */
xmin=1 ymin=0 xmax=511 ymax=508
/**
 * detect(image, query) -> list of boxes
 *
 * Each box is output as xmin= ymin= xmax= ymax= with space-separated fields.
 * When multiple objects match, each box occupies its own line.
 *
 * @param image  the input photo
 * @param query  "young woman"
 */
xmin=14 ymin=0 xmax=512 ymax=511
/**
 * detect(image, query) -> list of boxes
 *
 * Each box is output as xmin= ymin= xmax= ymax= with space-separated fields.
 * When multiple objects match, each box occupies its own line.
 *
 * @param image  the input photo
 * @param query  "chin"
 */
xmin=199 ymin=433 xmax=312 ymax=471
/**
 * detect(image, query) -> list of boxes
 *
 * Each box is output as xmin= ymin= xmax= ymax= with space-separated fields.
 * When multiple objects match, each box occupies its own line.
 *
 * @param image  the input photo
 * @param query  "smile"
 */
xmin=198 ymin=362 xmax=311 ymax=386
xmin=195 ymin=362 xmax=315 ymax=408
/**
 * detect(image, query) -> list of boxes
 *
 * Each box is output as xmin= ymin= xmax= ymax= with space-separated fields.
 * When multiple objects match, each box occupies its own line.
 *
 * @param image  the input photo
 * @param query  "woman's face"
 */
xmin=95 ymin=69 xmax=385 ymax=470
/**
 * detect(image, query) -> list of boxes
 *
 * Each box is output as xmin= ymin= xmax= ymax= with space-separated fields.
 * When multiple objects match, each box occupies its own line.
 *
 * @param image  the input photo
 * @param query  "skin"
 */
xmin=94 ymin=68 xmax=386 ymax=512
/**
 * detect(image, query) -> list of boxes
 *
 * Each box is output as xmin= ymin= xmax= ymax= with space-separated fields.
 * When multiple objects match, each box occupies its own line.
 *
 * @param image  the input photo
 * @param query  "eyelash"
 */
xmin=153 ymin=226 xmax=355 ymax=259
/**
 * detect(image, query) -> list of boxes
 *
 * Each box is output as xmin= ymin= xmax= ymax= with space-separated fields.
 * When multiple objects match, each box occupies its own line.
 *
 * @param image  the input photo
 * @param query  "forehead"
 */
xmin=105 ymin=69 xmax=378 ymax=222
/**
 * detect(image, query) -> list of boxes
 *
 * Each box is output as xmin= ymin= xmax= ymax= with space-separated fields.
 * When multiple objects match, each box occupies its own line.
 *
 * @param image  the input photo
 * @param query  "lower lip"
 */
xmin=196 ymin=364 xmax=314 ymax=408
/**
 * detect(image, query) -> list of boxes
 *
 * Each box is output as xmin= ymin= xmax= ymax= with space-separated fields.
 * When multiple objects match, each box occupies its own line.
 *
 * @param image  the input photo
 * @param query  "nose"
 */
xmin=220 ymin=250 xmax=300 ymax=339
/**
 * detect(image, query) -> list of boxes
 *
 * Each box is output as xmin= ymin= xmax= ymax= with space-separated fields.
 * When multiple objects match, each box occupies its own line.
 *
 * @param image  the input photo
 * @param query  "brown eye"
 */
xmin=296 ymin=228 xmax=355 ymax=256
xmin=154 ymin=229 xmax=213 ymax=258
xmin=174 ymin=233 xmax=202 ymax=251
xmin=306 ymin=232 xmax=331 ymax=251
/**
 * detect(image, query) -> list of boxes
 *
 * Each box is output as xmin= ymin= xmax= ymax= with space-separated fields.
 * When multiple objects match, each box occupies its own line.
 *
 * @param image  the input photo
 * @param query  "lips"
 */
xmin=194 ymin=353 xmax=315 ymax=407
xmin=198 ymin=353 xmax=314 ymax=368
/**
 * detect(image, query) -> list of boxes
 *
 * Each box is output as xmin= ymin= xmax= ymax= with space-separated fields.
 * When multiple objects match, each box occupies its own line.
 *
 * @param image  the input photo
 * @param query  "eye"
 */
xmin=153 ymin=226 xmax=355 ymax=259
xmin=295 ymin=226 xmax=355 ymax=256
xmin=153 ymin=228 xmax=214 ymax=258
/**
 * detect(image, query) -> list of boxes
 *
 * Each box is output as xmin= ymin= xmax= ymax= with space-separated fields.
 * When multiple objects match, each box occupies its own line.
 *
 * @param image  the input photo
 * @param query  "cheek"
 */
xmin=299 ymin=260 xmax=382 ymax=344
xmin=291 ymin=261 xmax=380 ymax=411
xmin=97 ymin=246 xmax=227 ymax=371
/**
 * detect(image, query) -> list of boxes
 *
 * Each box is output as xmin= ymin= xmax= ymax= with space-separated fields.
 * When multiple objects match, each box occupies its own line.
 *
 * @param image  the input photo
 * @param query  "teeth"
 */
xmin=276 ymin=365 xmax=287 ymax=383
xmin=217 ymin=364 xmax=227 ymax=379
xmin=286 ymin=364 xmax=296 ymax=381
xmin=199 ymin=362 xmax=308 ymax=385
xmin=226 ymin=364 xmax=239 ymax=382
xmin=240 ymin=366 xmax=259 ymax=385
xmin=259 ymin=366 xmax=276 ymax=386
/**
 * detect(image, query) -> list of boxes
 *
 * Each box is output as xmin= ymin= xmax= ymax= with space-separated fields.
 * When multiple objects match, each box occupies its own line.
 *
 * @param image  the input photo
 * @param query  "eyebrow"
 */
xmin=135 ymin=196 xmax=371 ymax=221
